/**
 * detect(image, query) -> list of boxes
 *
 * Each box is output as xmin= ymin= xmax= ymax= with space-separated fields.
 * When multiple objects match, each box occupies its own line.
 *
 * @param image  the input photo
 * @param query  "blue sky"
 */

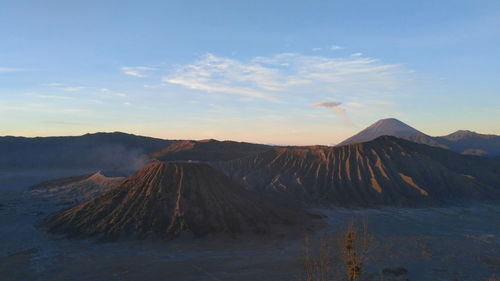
xmin=1 ymin=0 xmax=499 ymax=145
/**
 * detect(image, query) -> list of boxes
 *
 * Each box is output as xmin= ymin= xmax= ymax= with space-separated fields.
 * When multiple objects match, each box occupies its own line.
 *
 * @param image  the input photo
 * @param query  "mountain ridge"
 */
xmin=150 ymin=139 xmax=271 ymax=162
xmin=0 ymin=132 xmax=173 ymax=170
xmin=216 ymin=136 xmax=500 ymax=206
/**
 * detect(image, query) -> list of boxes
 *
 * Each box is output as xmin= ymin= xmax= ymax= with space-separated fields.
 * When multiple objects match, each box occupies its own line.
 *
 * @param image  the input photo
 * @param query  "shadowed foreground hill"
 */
xmin=217 ymin=136 xmax=500 ymax=206
xmin=46 ymin=162 xmax=312 ymax=240
xmin=150 ymin=139 xmax=271 ymax=162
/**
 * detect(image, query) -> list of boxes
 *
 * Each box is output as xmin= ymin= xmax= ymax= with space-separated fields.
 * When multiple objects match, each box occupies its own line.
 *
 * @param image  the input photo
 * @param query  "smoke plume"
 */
xmin=312 ymin=101 xmax=353 ymax=126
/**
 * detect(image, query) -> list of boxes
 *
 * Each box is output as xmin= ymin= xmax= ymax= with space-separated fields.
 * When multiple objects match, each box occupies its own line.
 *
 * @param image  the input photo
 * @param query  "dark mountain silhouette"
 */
xmin=0 ymin=132 xmax=173 ymax=170
xmin=217 ymin=136 xmax=500 ymax=206
xmin=46 ymin=162 xmax=311 ymax=240
xmin=150 ymin=139 xmax=271 ymax=162
xmin=434 ymin=130 xmax=500 ymax=156
xmin=29 ymin=172 xmax=125 ymax=204
xmin=337 ymin=118 xmax=500 ymax=156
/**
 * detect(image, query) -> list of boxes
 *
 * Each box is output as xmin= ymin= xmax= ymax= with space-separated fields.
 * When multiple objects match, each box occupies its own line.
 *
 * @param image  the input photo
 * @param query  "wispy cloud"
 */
xmin=41 ymin=82 xmax=64 ymax=87
xmin=120 ymin=66 xmax=155 ymax=77
xmin=0 ymin=67 xmax=30 ymax=74
xmin=61 ymin=108 xmax=89 ymax=113
xmin=0 ymin=102 xmax=90 ymax=116
xmin=312 ymin=44 xmax=343 ymax=52
xmin=143 ymin=84 xmax=163 ymax=89
xmin=34 ymin=94 xmax=73 ymax=100
xmin=62 ymin=86 xmax=84 ymax=92
xmin=0 ymin=102 xmax=50 ymax=112
xmin=97 ymin=88 xmax=128 ymax=99
xmin=41 ymin=83 xmax=85 ymax=92
xmin=312 ymin=101 xmax=353 ymax=126
xmin=163 ymin=52 xmax=408 ymax=102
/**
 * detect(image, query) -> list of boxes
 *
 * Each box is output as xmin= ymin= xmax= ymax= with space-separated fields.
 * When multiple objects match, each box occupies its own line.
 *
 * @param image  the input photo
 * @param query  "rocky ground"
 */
xmin=0 ymin=172 xmax=499 ymax=281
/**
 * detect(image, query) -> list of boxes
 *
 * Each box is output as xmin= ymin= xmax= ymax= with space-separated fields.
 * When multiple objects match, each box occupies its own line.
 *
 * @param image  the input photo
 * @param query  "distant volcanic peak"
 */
xmin=454 ymin=129 xmax=475 ymax=134
xmin=443 ymin=130 xmax=497 ymax=141
xmin=46 ymin=161 xmax=309 ymax=239
xmin=362 ymin=118 xmax=420 ymax=136
xmin=337 ymin=118 xmax=422 ymax=146
xmin=443 ymin=130 xmax=476 ymax=140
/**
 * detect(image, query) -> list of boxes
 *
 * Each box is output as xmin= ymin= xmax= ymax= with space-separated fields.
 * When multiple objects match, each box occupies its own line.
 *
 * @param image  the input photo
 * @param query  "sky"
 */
xmin=1 ymin=0 xmax=499 ymax=145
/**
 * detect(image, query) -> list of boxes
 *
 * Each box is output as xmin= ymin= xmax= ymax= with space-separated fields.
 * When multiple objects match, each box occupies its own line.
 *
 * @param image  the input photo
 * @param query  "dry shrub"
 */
xmin=301 ymin=234 xmax=338 ymax=281
xmin=343 ymin=218 xmax=370 ymax=281
xmin=299 ymin=217 xmax=372 ymax=281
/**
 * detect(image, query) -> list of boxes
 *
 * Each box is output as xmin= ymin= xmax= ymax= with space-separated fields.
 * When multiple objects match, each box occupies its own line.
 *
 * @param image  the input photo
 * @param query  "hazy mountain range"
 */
xmin=4 ymin=118 xmax=496 ymax=240
xmin=0 ymin=132 xmax=173 ymax=171
xmin=1 ymin=118 xmax=499 ymax=174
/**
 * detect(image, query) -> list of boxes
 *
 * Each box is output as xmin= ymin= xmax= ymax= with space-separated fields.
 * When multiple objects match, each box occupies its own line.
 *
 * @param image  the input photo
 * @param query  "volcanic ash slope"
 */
xmin=45 ymin=162 xmax=312 ymax=240
xmin=218 ymin=136 xmax=500 ymax=206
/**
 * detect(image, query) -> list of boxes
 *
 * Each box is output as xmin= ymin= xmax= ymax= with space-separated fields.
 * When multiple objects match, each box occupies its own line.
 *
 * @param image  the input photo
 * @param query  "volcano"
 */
xmin=46 ymin=162 xmax=311 ymax=239
xmin=337 ymin=118 xmax=442 ymax=148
